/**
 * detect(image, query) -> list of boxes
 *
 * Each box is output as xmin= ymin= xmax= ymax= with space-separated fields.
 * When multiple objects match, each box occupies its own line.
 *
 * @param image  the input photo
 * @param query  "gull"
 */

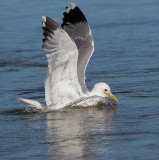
xmin=19 ymin=3 xmax=118 ymax=110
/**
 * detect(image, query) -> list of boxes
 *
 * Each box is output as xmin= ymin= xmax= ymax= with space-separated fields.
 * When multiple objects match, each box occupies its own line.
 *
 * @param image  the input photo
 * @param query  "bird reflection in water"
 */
xmin=46 ymin=105 xmax=118 ymax=159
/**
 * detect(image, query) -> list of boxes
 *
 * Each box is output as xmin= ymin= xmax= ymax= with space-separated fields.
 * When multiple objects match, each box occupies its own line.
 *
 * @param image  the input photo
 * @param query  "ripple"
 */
xmin=16 ymin=88 xmax=44 ymax=95
xmin=93 ymin=19 xmax=159 ymax=29
xmin=143 ymin=67 xmax=159 ymax=73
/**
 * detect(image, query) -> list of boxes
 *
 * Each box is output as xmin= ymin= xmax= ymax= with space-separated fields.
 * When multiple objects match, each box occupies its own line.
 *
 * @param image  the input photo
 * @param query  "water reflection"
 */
xmin=46 ymin=105 xmax=118 ymax=160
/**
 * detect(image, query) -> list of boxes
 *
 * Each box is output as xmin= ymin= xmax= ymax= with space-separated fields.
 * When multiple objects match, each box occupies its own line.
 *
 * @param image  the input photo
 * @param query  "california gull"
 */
xmin=19 ymin=3 xmax=118 ymax=110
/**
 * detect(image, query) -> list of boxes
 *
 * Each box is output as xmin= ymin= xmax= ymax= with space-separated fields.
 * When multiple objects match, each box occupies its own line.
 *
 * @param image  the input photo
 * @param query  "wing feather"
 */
xmin=42 ymin=16 xmax=83 ymax=109
xmin=61 ymin=3 xmax=94 ymax=93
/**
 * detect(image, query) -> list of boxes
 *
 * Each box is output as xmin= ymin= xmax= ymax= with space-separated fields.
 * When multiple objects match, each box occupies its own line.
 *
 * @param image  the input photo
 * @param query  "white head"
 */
xmin=91 ymin=82 xmax=118 ymax=103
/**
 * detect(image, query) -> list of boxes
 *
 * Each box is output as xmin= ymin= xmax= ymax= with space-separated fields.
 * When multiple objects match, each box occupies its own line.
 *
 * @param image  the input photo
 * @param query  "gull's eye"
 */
xmin=104 ymin=89 xmax=107 ymax=92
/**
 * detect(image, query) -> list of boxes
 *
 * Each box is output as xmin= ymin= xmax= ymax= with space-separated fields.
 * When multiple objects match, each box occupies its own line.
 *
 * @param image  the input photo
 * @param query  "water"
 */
xmin=0 ymin=0 xmax=159 ymax=159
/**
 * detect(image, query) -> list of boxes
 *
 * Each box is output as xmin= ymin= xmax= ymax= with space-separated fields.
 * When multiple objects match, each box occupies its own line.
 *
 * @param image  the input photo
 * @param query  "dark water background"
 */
xmin=0 ymin=0 xmax=159 ymax=159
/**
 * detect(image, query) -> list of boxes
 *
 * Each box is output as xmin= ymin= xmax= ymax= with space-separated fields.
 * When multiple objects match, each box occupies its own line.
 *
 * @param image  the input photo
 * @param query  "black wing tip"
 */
xmin=42 ymin=16 xmax=60 ymax=31
xmin=42 ymin=16 xmax=61 ymax=47
xmin=61 ymin=3 xmax=87 ymax=28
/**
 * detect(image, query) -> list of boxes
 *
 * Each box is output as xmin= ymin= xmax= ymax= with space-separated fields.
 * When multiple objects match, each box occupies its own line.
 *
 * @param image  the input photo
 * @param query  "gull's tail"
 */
xmin=18 ymin=98 xmax=46 ymax=110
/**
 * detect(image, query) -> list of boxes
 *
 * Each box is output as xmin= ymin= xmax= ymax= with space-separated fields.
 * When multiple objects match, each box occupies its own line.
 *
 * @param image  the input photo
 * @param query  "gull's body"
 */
xmin=19 ymin=3 xmax=118 ymax=110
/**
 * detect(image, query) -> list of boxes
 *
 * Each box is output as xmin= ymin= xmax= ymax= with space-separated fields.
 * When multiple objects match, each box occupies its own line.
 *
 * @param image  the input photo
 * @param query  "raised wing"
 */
xmin=42 ymin=16 xmax=83 ymax=109
xmin=61 ymin=3 xmax=94 ymax=93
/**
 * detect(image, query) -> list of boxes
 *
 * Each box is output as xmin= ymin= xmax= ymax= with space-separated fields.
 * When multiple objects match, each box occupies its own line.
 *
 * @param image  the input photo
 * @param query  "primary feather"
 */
xmin=62 ymin=3 xmax=94 ymax=93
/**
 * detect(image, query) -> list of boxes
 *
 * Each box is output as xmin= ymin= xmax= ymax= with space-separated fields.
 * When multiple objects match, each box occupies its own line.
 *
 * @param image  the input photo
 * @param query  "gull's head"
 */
xmin=91 ymin=82 xmax=118 ymax=103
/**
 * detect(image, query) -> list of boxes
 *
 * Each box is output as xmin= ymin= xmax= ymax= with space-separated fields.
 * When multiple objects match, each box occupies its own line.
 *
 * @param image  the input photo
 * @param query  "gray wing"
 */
xmin=42 ymin=16 xmax=83 ymax=109
xmin=61 ymin=3 xmax=94 ymax=93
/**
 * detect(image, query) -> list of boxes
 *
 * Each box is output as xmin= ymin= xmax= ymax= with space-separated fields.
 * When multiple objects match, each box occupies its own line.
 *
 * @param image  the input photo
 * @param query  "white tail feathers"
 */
xmin=18 ymin=98 xmax=45 ymax=110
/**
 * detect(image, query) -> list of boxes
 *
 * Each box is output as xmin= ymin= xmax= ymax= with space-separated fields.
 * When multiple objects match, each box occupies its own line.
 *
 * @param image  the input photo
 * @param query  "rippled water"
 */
xmin=0 ymin=0 xmax=159 ymax=159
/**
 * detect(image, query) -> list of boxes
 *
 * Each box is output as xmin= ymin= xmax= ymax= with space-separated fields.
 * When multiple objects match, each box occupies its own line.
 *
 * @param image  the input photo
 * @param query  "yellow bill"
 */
xmin=107 ymin=93 xmax=118 ymax=103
